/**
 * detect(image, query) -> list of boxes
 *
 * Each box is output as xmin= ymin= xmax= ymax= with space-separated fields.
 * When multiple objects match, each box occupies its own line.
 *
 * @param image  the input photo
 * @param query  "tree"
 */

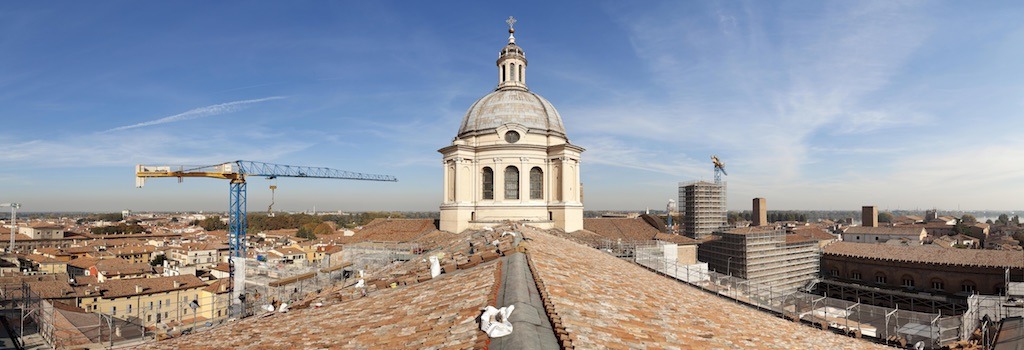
xmin=998 ymin=214 xmax=1010 ymax=226
xmin=198 ymin=216 xmax=228 ymax=231
xmin=150 ymin=254 xmax=167 ymax=267
xmin=296 ymin=222 xmax=319 ymax=240
xmin=953 ymin=220 xmax=969 ymax=236
xmin=1013 ymin=215 xmax=1021 ymax=227
xmin=878 ymin=212 xmax=894 ymax=223
xmin=961 ymin=214 xmax=977 ymax=224
xmin=312 ymin=223 xmax=335 ymax=237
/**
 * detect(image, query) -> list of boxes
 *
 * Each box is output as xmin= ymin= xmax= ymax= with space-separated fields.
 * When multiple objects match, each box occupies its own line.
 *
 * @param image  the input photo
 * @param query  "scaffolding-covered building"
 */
xmin=679 ymin=180 xmax=726 ymax=239
xmin=698 ymin=226 xmax=819 ymax=292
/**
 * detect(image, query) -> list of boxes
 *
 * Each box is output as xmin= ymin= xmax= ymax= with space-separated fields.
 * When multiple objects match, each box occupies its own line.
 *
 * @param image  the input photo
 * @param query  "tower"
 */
xmin=438 ymin=18 xmax=585 ymax=233
xmin=753 ymin=198 xmax=767 ymax=227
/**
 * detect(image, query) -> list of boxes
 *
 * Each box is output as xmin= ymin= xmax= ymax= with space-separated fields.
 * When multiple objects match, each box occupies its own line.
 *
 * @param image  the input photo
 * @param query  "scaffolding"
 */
xmin=678 ymin=181 xmax=726 ymax=239
xmin=0 ymin=282 xmax=154 ymax=349
xmin=698 ymin=227 xmax=819 ymax=292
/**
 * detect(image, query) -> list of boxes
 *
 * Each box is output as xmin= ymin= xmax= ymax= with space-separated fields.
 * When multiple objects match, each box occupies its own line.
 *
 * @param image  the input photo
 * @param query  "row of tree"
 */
xmin=89 ymin=223 xmax=147 ymax=235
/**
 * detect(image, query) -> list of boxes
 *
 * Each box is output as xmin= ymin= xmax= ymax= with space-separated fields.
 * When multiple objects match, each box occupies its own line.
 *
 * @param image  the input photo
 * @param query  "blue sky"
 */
xmin=2 ymin=1 xmax=1023 ymax=213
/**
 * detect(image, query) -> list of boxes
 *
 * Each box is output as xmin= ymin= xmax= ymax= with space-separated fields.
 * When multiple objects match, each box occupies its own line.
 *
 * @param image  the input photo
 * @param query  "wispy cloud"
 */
xmin=102 ymin=96 xmax=287 ymax=133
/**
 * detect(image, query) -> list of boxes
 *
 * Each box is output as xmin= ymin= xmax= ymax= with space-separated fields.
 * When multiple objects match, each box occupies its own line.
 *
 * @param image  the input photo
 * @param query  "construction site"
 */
xmin=697 ymin=226 xmax=820 ymax=292
xmin=631 ymin=239 xmax=963 ymax=348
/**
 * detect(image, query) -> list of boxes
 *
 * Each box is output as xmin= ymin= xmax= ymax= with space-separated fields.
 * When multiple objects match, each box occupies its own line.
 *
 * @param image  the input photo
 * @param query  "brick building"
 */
xmin=820 ymin=241 xmax=1024 ymax=314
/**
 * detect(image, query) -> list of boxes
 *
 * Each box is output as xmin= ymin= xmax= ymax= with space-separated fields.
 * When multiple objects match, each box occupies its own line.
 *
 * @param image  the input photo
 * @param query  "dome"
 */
xmin=457 ymin=88 xmax=566 ymax=137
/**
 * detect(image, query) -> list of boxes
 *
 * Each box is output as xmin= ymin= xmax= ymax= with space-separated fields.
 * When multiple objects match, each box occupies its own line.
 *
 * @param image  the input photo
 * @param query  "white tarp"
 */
xmin=480 ymin=305 xmax=515 ymax=338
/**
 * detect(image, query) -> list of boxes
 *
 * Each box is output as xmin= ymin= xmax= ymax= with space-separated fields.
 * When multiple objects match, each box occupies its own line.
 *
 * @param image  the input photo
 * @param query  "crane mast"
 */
xmin=0 ymin=203 xmax=21 ymax=253
xmin=136 ymin=160 xmax=396 ymax=316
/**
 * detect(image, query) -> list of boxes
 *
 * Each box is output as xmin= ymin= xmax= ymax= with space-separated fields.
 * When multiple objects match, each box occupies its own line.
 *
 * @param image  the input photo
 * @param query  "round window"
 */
xmin=504 ymin=131 xmax=521 ymax=143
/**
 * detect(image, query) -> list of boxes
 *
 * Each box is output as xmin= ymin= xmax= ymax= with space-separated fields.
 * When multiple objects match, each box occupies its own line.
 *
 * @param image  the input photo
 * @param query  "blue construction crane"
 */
xmin=136 ymin=160 xmax=396 ymax=315
xmin=711 ymin=155 xmax=728 ymax=184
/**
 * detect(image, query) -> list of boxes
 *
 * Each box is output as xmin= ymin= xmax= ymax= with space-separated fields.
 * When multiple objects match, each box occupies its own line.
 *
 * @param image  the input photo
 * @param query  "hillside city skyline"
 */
xmin=2 ymin=2 xmax=1023 ymax=213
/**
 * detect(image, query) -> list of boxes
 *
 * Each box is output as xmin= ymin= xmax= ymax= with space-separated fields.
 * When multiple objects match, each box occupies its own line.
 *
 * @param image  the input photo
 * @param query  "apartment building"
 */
xmin=77 ymin=275 xmax=221 ymax=327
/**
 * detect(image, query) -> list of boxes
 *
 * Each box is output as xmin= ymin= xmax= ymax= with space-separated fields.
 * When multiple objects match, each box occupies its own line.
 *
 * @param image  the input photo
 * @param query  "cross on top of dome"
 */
xmin=506 ymin=16 xmax=517 ymax=43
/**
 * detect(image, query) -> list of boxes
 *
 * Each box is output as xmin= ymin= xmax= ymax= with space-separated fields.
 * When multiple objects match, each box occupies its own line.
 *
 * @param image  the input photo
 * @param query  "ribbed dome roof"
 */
xmin=457 ymin=88 xmax=566 ymax=137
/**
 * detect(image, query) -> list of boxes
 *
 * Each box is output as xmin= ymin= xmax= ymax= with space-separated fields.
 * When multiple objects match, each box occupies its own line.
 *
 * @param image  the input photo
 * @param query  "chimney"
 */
xmin=173 ymin=280 xmax=182 ymax=288
xmin=135 ymin=285 xmax=143 ymax=293
xmin=752 ymin=198 xmax=767 ymax=227
xmin=862 ymin=206 xmax=878 ymax=227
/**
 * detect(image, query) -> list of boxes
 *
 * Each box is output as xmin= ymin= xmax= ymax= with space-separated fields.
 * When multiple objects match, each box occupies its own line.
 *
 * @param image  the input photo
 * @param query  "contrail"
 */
xmin=103 ymin=96 xmax=286 ymax=132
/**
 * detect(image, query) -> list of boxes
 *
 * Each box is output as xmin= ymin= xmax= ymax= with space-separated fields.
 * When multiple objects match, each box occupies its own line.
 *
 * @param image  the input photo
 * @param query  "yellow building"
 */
xmin=107 ymin=245 xmax=156 ymax=265
xmin=77 ymin=275 xmax=224 ymax=327
xmin=23 ymin=254 xmax=68 ymax=275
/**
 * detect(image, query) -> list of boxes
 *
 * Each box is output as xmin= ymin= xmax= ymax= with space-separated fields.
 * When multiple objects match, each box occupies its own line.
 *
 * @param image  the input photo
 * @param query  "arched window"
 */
xmin=931 ymin=278 xmax=945 ymax=291
xmin=901 ymin=275 xmax=915 ymax=288
xmin=512 ymin=64 xmax=518 ymax=82
xmin=504 ymin=166 xmax=519 ymax=200
xmin=874 ymin=272 xmax=887 ymax=285
xmin=482 ymin=167 xmax=494 ymax=200
xmin=530 ymin=167 xmax=543 ymax=200
xmin=518 ymin=64 xmax=524 ymax=82
xmin=501 ymin=65 xmax=506 ymax=82
xmin=850 ymin=271 xmax=862 ymax=280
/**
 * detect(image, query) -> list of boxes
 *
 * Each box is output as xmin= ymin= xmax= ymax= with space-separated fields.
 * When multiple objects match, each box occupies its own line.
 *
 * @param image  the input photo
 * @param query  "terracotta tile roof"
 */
xmin=843 ymin=226 xmax=925 ymax=236
xmin=24 ymin=279 xmax=89 ymax=299
xmin=784 ymin=234 xmax=815 ymax=244
xmin=344 ymin=218 xmax=438 ymax=243
xmin=143 ymin=260 xmax=498 ymax=350
xmin=0 ymin=233 xmax=34 ymax=241
xmin=23 ymin=253 xmax=64 ymax=264
xmin=523 ymin=230 xmax=889 ymax=349
xmin=95 ymin=275 xmax=206 ymax=298
xmin=67 ymin=257 xmax=103 ymax=270
xmin=583 ymin=218 xmax=660 ymax=241
xmin=791 ymin=226 xmax=838 ymax=241
xmin=274 ymin=247 xmax=305 ymax=256
xmin=408 ymin=230 xmax=458 ymax=250
xmin=318 ymin=245 xmax=343 ymax=254
xmin=93 ymin=259 xmax=157 ymax=277
xmin=35 ymin=247 xmax=65 ymax=256
xmin=211 ymin=262 xmax=231 ymax=273
xmin=107 ymin=245 xmax=157 ymax=255
xmin=202 ymin=278 xmax=230 ymax=294
xmin=824 ymin=241 xmax=1024 ymax=268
